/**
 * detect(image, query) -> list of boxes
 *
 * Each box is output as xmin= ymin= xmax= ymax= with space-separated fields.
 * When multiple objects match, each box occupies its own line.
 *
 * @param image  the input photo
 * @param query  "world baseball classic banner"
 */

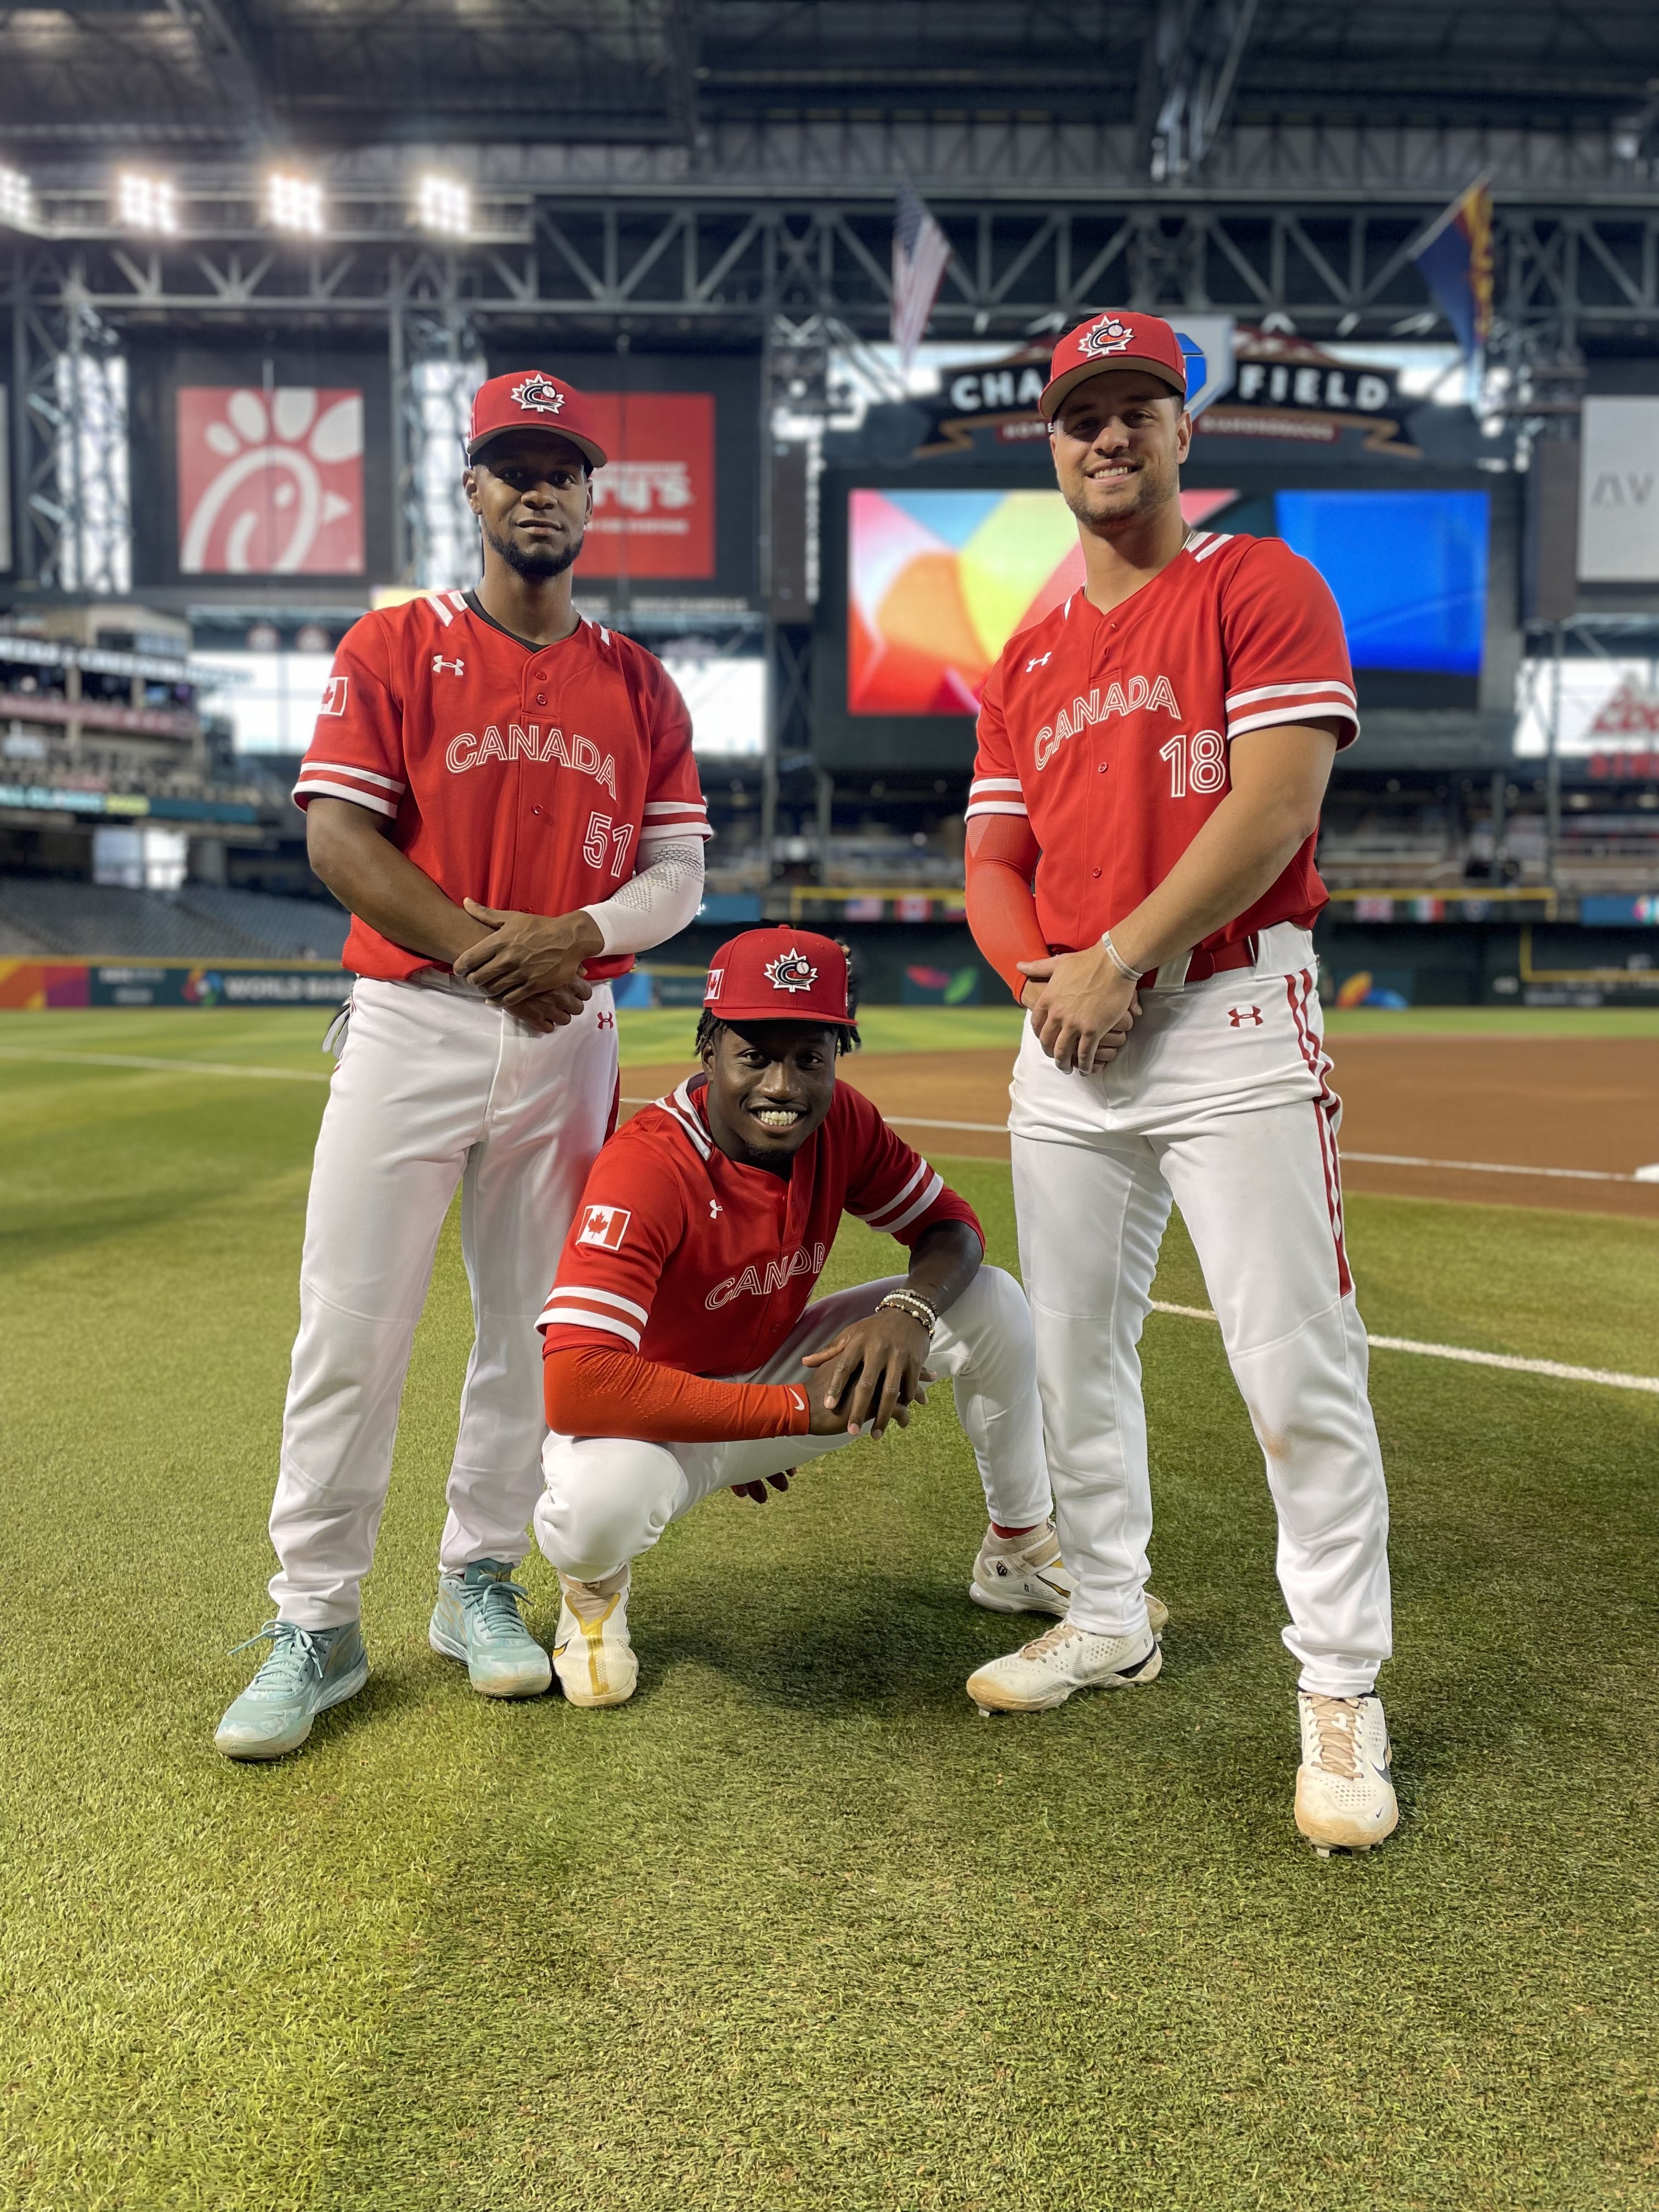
xmin=0 ymin=960 xmax=349 ymax=1011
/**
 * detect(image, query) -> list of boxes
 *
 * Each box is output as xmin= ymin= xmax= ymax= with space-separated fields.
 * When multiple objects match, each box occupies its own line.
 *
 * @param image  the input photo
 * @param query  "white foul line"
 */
xmin=0 ymin=1052 xmax=1648 ymax=1395
xmin=1150 ymin=1300 xmax=1659 ymax=1396
xmin=3 ymin=1064 xmax=1651 ymax=1192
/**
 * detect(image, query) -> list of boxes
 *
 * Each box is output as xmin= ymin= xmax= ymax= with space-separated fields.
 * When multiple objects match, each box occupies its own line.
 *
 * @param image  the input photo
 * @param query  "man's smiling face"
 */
xmin=464 ymin=430 xmax=593 ymax=578
xmin=700 ymin=1020 xmax=840 ymax=1173
xmin=1049 ymin=368 xmax=1190 ymax=537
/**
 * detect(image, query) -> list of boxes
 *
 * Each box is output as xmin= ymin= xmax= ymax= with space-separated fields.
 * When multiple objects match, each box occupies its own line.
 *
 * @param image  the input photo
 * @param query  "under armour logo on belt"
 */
xmin=595 ymin=1010 xmax=615 ymax=1029
xmin=432 ymin=654 xmax=465 ymax=676
xmin=1228 ymin=1005 xmax=1264 ymax=1027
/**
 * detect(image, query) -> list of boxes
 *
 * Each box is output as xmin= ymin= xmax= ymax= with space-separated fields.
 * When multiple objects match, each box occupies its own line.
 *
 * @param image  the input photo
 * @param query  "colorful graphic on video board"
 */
xmin=580 ymin=392 xmax=715 ymax=580
xmin=177 ymin=387 xmax=365 ymax=575
xmin=848 ymin=487 xmax=1236 ymax=715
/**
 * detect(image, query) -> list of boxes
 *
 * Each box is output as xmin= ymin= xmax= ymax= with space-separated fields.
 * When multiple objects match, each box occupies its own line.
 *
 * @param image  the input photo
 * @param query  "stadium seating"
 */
xmin=0 ymin=877 xmax=348 ymax=960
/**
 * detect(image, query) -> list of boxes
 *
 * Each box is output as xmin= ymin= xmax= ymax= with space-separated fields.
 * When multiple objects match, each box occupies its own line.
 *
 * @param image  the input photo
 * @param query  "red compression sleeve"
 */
xmin=544 ymin=1346 xmax=811 ymax=1443
xmin=964 ymin=812 xmax=1048 ymax=1003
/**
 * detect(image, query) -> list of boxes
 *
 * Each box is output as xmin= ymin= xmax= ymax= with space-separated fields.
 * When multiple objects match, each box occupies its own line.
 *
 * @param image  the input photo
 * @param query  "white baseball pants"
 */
xmin=268 ymin=974 xmax=618 ymax=1629
xmin=534 ymin=1266 xmax=1053 ymax=1583
xmin=1009 ymin=927 xmax=1392 ymax=1697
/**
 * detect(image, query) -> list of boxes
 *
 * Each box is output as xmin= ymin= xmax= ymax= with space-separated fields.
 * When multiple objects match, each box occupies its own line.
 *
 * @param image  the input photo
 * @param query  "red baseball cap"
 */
xmin=467 ymin=370 xmax=609 ymax=469
xmin=703 ymin=928 xmax=855 ymax=1028
xmin=1040 ymin=311 xmax=1189 ymax=418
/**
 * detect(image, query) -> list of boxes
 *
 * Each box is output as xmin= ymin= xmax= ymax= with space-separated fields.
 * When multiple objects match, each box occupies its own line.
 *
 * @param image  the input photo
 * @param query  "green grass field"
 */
xmin=2 ymin=1010 xmax=1656 ymax=2211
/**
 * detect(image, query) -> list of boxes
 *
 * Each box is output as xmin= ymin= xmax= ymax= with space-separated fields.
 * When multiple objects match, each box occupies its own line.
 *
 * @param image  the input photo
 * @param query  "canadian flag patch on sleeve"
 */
xmin=575 ymin=1203 xmax=631 ymax=1251
xmin=319 ymin=675 xmax=349 ymax=716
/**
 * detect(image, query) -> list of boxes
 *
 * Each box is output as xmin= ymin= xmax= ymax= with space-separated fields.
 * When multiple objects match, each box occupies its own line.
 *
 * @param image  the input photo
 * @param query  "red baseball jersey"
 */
xmin=966 ymin=532 xmax=1357 ymax=957
xmin=537 ymin=1075 xmax=983 ymax=1378
xmin=293 ymin=589 xmax=709 ymax=983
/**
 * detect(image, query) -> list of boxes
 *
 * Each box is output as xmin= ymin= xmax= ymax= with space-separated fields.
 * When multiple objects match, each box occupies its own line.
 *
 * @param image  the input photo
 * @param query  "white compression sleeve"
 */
xmin=581 ymin=837 xmax=706 ymax=957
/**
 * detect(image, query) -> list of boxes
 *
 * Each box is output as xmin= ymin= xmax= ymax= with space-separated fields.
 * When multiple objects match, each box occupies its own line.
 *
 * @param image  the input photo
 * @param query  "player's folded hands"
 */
xmin=802 ymin=1313 xmax=934 ymax=1438
xmin=1020 ymin=949 xmax=1140 ymax=1075
xmin=454 ymin=900 xmax=603 ymax=1008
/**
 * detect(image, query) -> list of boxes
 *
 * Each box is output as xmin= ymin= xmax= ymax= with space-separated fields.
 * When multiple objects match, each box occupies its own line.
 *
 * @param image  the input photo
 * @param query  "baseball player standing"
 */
xmin=216 ymin=370 xmax=710 ymax=1760
xmin=962 ymin=312 xmax=1396 ymax=1855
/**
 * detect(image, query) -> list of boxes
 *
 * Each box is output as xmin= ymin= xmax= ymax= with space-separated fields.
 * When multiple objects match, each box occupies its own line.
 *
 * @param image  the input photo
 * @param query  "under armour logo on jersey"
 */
xmin=575 ymin=1203 xmax=630 ymax=1251
xmin=510 ymin=374 xmax=566 ymax=416
xmin=1025 ymin=652 xmax=1053 ymax=673
xmin=1228 ymin=1005 xmax=1264 ymax=1028
xmin=595 ymin=1010 xmax=615 ymax=1030
xmin=432 ymin=655 xmax=465 ymax=676
xmin=709 ymin=1199 xmax=721 ymax=1220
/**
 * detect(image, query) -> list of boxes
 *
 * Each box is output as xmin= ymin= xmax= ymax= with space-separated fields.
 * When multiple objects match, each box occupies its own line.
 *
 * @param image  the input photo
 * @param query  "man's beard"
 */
xmin=482 ymin=514 xmax=583 ymax=579
xmin=1062 ymin=458 xmax=1175 ymax=535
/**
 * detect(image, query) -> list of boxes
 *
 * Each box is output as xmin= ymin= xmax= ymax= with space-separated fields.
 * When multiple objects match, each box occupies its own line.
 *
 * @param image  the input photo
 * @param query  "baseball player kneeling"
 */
xmin=530 ymin=927 xmax=1116 ymax=1707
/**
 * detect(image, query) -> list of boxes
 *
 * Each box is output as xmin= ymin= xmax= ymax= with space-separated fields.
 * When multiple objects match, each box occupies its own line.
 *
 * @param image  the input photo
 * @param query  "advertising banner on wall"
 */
xmin=127 ymin=345 xmax=391 ymax=589
xmin=177 ymin=386 xmax=365 ymax=574
xmin=1578 ymin=398 xmax=1659 ymax=582
xmin=579 ymin=392 xmax=714 ymax=580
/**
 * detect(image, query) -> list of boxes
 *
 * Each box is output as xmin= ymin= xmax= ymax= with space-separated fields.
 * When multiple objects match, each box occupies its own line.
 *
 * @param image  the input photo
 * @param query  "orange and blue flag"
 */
xmin=1411 ymin=179 xmax=1494 ymax=365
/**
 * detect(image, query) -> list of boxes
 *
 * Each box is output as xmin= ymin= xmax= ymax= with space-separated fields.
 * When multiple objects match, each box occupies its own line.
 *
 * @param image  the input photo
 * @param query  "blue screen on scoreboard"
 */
xmin=1273 ymin=490 xmax=1489 ymax=676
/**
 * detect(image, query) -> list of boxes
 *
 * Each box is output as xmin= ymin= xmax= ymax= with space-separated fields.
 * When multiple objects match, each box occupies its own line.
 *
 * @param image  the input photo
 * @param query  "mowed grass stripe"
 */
xmin=2 ymin=1017 xmax=1656 ymax=2210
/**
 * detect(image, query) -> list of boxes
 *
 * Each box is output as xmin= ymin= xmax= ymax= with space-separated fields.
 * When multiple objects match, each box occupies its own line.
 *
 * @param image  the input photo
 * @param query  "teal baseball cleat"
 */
xmin=428 ymin=1559 xmax=552 ymax=1697
xmin=214 ymin=1618 xmax=369 ymax=1760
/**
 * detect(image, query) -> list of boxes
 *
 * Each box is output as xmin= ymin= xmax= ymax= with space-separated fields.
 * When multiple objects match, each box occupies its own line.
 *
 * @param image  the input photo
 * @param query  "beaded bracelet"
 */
xmin=877 ymin=1290 xmax=939 ymax=1333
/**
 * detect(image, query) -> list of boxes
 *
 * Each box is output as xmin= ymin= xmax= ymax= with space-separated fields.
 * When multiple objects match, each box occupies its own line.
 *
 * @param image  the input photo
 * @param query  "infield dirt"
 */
xmin=624 ymin=1035 xmax=1659 ymax=1218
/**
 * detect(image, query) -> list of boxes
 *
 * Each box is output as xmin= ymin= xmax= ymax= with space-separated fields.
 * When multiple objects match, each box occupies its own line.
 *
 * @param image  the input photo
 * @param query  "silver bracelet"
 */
xmin=1099 ymin=929 xmax=1140 ymax=983
xmin=877 ymin=1291 xmax=938 ymax=1333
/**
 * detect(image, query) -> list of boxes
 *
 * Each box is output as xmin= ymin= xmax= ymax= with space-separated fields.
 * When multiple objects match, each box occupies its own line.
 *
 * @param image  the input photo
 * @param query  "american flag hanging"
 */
xmin=890 ymin=179 xmax=951 ymax=370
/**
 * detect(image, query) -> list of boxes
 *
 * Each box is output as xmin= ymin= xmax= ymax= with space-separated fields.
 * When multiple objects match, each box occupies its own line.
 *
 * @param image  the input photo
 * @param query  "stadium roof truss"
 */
xmin=4 ymin=0 xmax=1659 ymax=589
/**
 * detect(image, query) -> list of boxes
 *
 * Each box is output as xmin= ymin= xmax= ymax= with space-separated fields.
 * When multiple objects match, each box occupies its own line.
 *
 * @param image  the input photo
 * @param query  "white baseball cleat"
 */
xmin=1295 ymin=1691 xmax=1400 ymax=1855
xmin=966 ymin=1616 xmax=1161 ymax=1715
xmin=552 ymin=1566 xmax=637 ymax=1709
xmin=968 ymin=1522 xmax=1076 ymax=1616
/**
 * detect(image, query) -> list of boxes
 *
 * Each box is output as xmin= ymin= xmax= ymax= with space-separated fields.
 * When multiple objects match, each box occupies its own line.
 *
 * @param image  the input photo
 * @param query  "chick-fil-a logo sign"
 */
xmin=177 ymin=386 xmax=365 ymax=574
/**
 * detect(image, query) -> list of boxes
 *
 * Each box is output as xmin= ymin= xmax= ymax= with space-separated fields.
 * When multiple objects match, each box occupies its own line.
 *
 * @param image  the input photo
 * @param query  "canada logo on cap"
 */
xmin=510 ymin=374 xmax=567 ymax=416
xmin=764 ymin=949 xmax=819 ymax=994
xmin=1079 ymin=314 xmax=1135 ymax=358
xmin=1039 ymin=309 xmax=1190 ymax=418
xmin=702 ymin=927 xmax=855 ymax=1027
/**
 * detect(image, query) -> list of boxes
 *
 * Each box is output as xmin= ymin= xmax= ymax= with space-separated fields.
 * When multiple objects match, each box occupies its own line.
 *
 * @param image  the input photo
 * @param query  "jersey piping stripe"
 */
xmin=969 ymin=777 xmax=1023 ymax=792
xmin=1190 ymin=533 xmax=1232 ymax=562
xmin=425 ymin=595 xmax=454 ymax=624
xmin=644 ymin=799 xmax=708 ymax=815
xmin=1284 ymin=968 xmax=1352 ymax=1297
xmin=872 ymin=1173 xmax=946 ymax=1239
xmin=1226 ymin=701 xmax=1358 ymax=740
xmin=964 ymin=800 xmax=1029 ymax=818
xmin=556 ymin=1284 xmax=650 ymax=1323
xmin=291 ymin=779 xmax=397 ymax=816
xmin=853 ymin=1158 xmax=929 ymax=1230
xmin=300 ymin=761 xmax=407 ymax=793
xmin=1186 ymin=531 xmax=1212 ymax=555
xmin=447 ymin=590 xmax=467 ymax=610
xmin=661 ymin=1083 xmax=712 ymax=1159
xmin=1226 ymin=679 xmax=1358 ymax=710
xmin=641 ymin=822 xmax=715 ymax=843
xmin=537 ymin=1306 xmax=641 ymax=1348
